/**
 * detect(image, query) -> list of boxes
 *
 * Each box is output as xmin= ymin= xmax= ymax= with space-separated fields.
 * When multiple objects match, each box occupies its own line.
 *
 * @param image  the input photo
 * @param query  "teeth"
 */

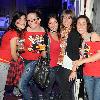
xmin=79 ymin=29 xmax=83 ymax=31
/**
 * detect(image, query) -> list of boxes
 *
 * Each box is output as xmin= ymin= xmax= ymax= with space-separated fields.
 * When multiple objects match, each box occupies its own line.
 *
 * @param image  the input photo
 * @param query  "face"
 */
xmin=27 ymin=13 xmax=41 ymax=29
xmin=48 ymin=17 xmax=58 ymax=32
xmin=77 ymin=18 xmax=87 ymax=35
xmin=62 ymin=14 xmax=72 ymax=28
xmin=15 ymin=15 xmax=26 ymax=30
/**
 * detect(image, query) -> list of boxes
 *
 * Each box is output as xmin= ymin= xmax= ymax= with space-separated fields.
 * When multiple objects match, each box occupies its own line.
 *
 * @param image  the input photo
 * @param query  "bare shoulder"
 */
xmin=91 ymin=32 xmax=100 ymax=41
xmin=41 ymin=27 xmax=45 ymax=32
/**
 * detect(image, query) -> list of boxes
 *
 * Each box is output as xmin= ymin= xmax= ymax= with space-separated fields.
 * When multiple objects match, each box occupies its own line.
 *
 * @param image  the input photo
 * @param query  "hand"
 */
xmin=72 ymin=59 xmax=83 ymax=68
xmin=72 ymin=60 xmax=79 ymax=66
xmin=41 ymin=51 xmax=47 ymax=58
xmin=72 ymin=65 xmax=77 ymax=72
xmin=69 ymin=71 xmax=77 ymax=82
xmin=72 ymin=60 xmax=79 ymax=71
xmin=77 ymin=59 xmax=84 ymax=66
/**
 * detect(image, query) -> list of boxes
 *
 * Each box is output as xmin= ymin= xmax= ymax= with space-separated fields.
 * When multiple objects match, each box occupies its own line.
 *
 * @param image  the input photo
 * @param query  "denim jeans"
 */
xmin=0 ymin=62 xmax=10 ymax=100
xmin=18 ymin=60 xmax=37 ymax=100
xmin=84 ymin=76 xmax=100 ymax=100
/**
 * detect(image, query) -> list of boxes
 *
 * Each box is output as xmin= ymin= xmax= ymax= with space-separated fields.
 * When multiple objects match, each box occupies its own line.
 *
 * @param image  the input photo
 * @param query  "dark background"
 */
xmin=0 ymin=0 xmax=75 ymax=35
xmin=0 ymin=0 xmax=62 ymax=16
xmin=0 ymin=0 xmax=62 ymax=28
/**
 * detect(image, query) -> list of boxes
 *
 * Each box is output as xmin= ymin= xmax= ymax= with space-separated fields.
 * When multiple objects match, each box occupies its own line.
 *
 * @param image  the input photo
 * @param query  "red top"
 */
xmin=0 ymin=30 xmax=18 ymax=62
xmin=21 ymin=31 xmax=45 ymax=60
xmin=48 ymin=32 xmax=61 ymax=67
xmin=83 ymin=41 xmax=100 ymax=77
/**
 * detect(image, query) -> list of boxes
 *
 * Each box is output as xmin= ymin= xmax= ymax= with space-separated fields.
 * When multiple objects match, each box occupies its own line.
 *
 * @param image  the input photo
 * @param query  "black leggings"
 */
xmin=45 ymin=66 xmax=74 ymax=100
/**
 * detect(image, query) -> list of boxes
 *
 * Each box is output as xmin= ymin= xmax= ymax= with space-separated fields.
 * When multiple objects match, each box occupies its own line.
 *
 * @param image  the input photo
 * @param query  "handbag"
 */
xmin=33 ymin=57 xmax=50 ymax=88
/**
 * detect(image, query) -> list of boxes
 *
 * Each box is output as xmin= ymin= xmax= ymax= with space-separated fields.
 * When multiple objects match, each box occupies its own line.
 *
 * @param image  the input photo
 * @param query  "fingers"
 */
xmin=69 ymin=71 xmax=76 ymax=82
xmin=72 ymin=60 xmax=78 ymax=66
xmin=69 ymin=76 xmax=74 ymax=82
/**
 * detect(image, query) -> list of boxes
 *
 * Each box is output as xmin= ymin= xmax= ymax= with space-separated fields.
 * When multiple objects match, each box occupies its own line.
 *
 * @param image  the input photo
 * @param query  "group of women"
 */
xmin=0 ymin=8 xmax=100 ymax=100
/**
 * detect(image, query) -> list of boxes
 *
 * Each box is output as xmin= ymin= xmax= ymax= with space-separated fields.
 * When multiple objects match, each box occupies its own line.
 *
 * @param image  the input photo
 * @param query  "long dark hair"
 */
xmin=0 ymin=11 xmax=26 ymax=46
xmin=47 ymin=13 xmax=60 ymax=38
xmin=9 ymin=11 xmax=26 ymax=35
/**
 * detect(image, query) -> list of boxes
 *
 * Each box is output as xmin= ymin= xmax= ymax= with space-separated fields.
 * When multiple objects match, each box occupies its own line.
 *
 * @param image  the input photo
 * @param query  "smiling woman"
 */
xmin=0 ymin=11 xmax=26 ymax=100
xmin=70 ymin=15 xmax=100 ymax=100
xmin=18 ymin=9 xmax=46 ymax=100
xmin=60 ymin=9 xmax=81 ymax=100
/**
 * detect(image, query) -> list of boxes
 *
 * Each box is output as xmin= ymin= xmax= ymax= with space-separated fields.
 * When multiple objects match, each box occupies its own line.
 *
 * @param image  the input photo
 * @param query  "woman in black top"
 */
xmin=58 ymin=9 xmax=81 ymax=100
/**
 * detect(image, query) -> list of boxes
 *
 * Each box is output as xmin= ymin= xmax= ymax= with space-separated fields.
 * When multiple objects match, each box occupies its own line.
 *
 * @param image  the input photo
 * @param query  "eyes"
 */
xmin=63 ymin=16 xmax=72 ymax=20
xmin=17 ymin=16 xmax=26 ymax=22
xmin=77 ymin=22 xmax=87 ymax=26
xmin=48 ymin=21 xmax=58 ymax=25
xmin=48 ymin=18 xmax=58 ymax=25
xmin=77 ymin=21 xmax=87 ymax=27
xmin=27 ymin=17 xmax=39 ymax=22
xmin=77 ymin=18 xmax=87 ymax=26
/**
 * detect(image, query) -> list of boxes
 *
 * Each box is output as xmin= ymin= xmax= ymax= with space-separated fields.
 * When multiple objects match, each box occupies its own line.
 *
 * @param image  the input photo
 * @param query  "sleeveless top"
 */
xmin=48 ymin=32 xmax=61 ymax=67
xmin=81 ymin=34 xmax=100 ymax=77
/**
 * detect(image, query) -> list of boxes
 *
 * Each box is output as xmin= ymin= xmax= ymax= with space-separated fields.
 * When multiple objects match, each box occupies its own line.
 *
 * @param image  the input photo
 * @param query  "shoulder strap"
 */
xmin=43 ymin=32 xmax=50 ymax=62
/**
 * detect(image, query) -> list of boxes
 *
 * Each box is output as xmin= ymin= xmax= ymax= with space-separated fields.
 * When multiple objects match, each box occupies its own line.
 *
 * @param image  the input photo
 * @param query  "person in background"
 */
xmin=18 ymin=9 xmax=46 ymax=100
xmin=0 ymin=11 xmax=26 ymax=100
xmin=69 ymin=15 xmax=100 ymax=100
xmin=59 ymin=9 xmax=82 ymax=100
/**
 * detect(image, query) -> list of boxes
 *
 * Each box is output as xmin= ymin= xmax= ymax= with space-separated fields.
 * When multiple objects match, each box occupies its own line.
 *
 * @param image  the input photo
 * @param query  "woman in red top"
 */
xmin=18 ymin=10 xmax=46 ymax=100
xmin=47 ymin=15 xmax=61 ymax=67
xmin=69 ymin=15 xmax=100 ymax=100
xmin=44 ymin=13 xmax=74 ymax=100
xmin=43 ymin=13 xmax=61 ymax=100
xmin=0 ymin=11 xmax=26 ymax=100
